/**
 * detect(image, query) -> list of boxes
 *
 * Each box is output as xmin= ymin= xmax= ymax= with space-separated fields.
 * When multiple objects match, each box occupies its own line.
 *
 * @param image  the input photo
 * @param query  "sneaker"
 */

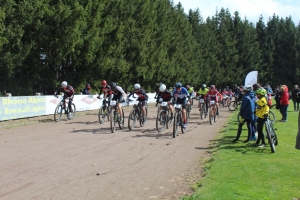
xmin=183 ymin=123 xmax=187 ymax=128
xmin=258 ymin=144 xmax=266 ymax=148
xmin=230 ymin=139 xmax=238 ymax=143
xmin=216 ymin=111 xmax=219 ymax=116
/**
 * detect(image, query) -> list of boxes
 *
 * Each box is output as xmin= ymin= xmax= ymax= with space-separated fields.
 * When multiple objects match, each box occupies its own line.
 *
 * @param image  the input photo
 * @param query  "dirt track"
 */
xmin=0 ymin=103 xmax=231 ymax=200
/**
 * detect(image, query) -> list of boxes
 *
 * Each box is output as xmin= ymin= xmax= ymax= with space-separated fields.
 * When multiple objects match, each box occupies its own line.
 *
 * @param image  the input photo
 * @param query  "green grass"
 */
xmin=182 ymin=101 xmax=300 ymax=200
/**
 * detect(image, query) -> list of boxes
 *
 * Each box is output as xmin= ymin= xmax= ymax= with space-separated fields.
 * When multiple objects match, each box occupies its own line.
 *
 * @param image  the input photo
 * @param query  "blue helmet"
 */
xmin=175 ymin=82 xmax=182 ymax=88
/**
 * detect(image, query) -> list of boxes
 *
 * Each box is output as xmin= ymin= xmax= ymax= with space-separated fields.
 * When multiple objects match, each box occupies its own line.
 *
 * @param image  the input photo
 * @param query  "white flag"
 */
xmin=244 ymin=71 xmax=258 ymax=86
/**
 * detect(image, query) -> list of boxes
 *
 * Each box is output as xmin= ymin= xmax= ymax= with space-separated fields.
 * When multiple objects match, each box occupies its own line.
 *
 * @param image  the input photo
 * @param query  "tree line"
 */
xmin=1 ymin=0 xmax=299 ymax=96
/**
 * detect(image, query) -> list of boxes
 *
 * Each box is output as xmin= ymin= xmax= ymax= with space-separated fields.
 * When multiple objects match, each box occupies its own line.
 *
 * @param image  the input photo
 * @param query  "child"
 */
xmin=253 ymin=88 xmax=269 ymax=147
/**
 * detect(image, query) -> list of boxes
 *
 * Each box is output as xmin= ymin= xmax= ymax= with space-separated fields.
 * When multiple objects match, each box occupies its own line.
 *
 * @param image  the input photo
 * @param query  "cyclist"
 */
xmin=54 ymin=81 xmax=75 ymax=113
xmin=233 ymin=84 xmax=240 ymax=100
xmin=205 ymin=85 xmax=223 ymax=115
xmin=172 ymin=82 xmax=189 ymax=128
xmin=221 ymin=88 xmax=230 ymax=106
xmin=154 ymin=83 xmax=163 ymax=107
xmin=197 ymin=84 xmax=209 ymax=112
xmin=157 ymin=84 xmax=174 ymax=119
xmin=253 ymin=88 xmax=269 ymax=147
xmin=127 ymin=83 xmax=148 ymax=122
xmin=110 ymin=82 xmax=127 ymax=123
xmin=97 ymin=80 xmax=113 ymax=106
xmin=185 ymin=84 xmax=194 ymax=106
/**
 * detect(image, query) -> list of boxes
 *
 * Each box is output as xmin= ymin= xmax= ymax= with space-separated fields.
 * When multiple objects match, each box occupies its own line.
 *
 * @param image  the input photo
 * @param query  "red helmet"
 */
xmin=101 ymin=80 xmax=107 ymax=86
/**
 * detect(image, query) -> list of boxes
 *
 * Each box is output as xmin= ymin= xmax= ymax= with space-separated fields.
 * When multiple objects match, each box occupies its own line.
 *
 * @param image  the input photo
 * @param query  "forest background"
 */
xmin=1 ymin=0 xmax=300 ymax=95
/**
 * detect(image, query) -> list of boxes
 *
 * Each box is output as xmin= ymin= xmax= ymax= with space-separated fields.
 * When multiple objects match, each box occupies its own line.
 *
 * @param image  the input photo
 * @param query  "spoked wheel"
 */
xmin=110 ymin=111 xmax=116 ymax=133
xmin=214 ymin=108 xmax=217 ymax=122
xmin=167 ymin=111 xmax=173 ymax=129
xmin=173 ymin=113 xmax=179 ymax=138
xmin=140 ymin=106 xmax=148 ymax=127
xmin=181 ymin=114 xmax=187 ymax=133
xmin=128 ymin=109 xmax=137 ymax=130
xmin=186 ymin=105 xmax=191 ymax=118
xmin=269 ymin=110 xmax=276 ymax=123
xmin=266 ymin=122 xmax=276 ymax=153
xmin=54 ymin=105 xmax=63 ymax=122
xmin=67 ymin=103 xmax=76 ymax=120
xmin=156 ymin=110 xmax=166 ymax=132
xmin=118 ymin=108 xmax=125 ymax=129
xmin=200 ymin=107 xmax=205 ymax=120
xmin=98 ymin=106 xmax=107 ymax=124
xmin=228 ymin=101 xmax=238 ymax=111
xmin=209 ymin=110 xmax=214 ymax=125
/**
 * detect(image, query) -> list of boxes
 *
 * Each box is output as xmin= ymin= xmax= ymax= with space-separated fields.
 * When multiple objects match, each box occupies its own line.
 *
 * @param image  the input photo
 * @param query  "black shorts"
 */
xmin=112 ymin=95 xmax=124 ymax=103
xmin=175 ymin=98 xmax=187 ymax=109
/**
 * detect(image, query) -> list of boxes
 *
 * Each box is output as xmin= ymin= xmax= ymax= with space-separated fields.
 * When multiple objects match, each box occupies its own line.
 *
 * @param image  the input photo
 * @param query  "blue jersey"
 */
xmin=172 ymin=87 xmax=189 ymax=99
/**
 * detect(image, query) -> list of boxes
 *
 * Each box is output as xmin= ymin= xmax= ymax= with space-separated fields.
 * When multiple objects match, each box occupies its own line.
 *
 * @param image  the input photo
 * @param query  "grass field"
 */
xmin=182 ymin=101 xmax=300 ymax=200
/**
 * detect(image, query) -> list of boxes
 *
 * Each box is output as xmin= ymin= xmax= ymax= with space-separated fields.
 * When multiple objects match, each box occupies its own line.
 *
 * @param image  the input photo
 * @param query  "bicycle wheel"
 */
xmin=98 ymin=106 xmax=107 ymax=124
xmin=54 ymin=105 xmax=63 ymax=122
xmin=67 ymin=103 xmax=76 ymax=120
xmin=110 ymin=111 xmax=116 ymax=133
xmin=214 ymin=108 xmax=217 ymax=122
xmin=209 ymin=109 xmax=214 ymax=125
xmin=200 ymin=106 xmax=205 ymax=120
xmin=186 ymin=105 xmax=190 ymax=118
xmin=156 ymin=110 xmax=166 ymax=132
xmin=181 ymin=114 xmax=187 ymax=133
xmin=128 ymin=109 xmax=137 ymax=130
xmin=228 ymin=101 xmax=238 ymax=111
xmin=167 ymin=110 xmax=173 ymax=129
xmin=269 ymin=110 xmax=276 ymax=123
xmin=173 ymin=113 xmax=179 ymax=138
xmin=140 ymin=106 xmax=148 ymax=127
xmin=265 ymin=121 xmax=275 ymax=153
xmin=118 ymin=108 xmax=124 ymax=129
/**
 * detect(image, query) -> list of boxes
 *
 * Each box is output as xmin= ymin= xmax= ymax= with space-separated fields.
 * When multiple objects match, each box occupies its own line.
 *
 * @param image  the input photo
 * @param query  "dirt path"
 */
xmin=0 ymin=104 xmax=231 ymax=200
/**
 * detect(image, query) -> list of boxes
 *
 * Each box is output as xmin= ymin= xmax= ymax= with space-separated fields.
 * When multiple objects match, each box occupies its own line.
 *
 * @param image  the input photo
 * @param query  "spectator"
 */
xmin=296 ymin=110 xmax=300 ymax=150
xmin=291 ymin=85 xmax=300 ymax=111
xmin=274 ymin=86 xmax=281 ymax=110
xmin=82 ymin=83 xmax=91 ymax=94
xmin=279 ymin=85 xmax=289 ymax=122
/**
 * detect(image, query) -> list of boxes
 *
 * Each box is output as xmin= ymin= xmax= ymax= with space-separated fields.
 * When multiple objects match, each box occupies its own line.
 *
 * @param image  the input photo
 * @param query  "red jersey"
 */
xmin=205 ymin=90 xmax=223 ymax=101
xmin=99 ymin=85 xmax=112 ymax=96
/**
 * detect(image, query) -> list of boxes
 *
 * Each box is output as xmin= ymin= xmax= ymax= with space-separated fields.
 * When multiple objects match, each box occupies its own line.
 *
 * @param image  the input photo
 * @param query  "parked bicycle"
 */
xmin=196 ymin=95 xmax=208 ymax=120
xmin=173 ymin=103 xmax=187 ymax=138
xmin=265 ymin=115 xmax=278 ymax=153
xmin=156 ymin=101 xmax=173 ymax=132
xmin=98 ymin=98 xmax=110 ymax=124
xmin=54 ymin=96 xmax=76 ymax=122
xmin=208 ymin=99 xmax=218 ymax=125
xmin=237 ymin=104 xmax=276 ymax=124
xmin=128 ymin=100 xmax=148 ymax=130
xmin=109 ymin=100 xmax=124 ymax=133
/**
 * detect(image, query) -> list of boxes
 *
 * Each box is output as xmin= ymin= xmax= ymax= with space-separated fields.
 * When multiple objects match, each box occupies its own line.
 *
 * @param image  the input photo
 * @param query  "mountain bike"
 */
xmin=265 ymin=116 xmax=278 ymax=153
xmin=173 ymin=103 xmax=187 ymax=138
xmin=156 ymin=101 xmax=173 ymax=132
xmin=208 ymin=100 xmax=218 ymax=125
xmin=196 ymin=95 xmax=208 ymax=120
xmin=237 ymin=105 xmax=276 ymax=123
xmin=98 ymin=98 xmax=110 ymax=124
xmin=228 ymin=99 xmax=242 ymax=111
xmin=109 ymin=100 xmax=125 ymax=133
xmin=128 ymin=101 xmax=148 ymax=130
xmin=54 ymin=96 xmax=76 ymax=122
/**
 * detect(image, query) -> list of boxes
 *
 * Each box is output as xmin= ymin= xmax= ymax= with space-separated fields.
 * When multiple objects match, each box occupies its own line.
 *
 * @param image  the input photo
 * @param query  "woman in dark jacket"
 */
xmin=291 ymin=85 xmax=300 ymax=111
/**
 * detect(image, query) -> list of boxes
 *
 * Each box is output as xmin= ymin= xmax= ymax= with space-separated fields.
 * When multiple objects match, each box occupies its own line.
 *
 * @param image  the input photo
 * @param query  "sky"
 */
xmin=173 ymin=0 xmax=300 ymax=25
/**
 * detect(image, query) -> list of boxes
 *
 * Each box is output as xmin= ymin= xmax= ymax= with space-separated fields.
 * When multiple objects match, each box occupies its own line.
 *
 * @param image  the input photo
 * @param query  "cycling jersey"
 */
xmin=128 ymin=88 xmax=148 ymax=101
xmin=56 ymin=85 xmax=75 ymax=97
xmin=198 ymin=88 xmax=208 ymax=95
xmin=112 ymin=86 xmax=125 ymax=102
xmin=157 ymin=90 xmax=172 ymax=102
xmin=99 ymin=85 xmax=112 ymax=96
xmin=172 ymin=87 xmax=189 ymax=100
xmin=205 ymin=90 xmax=223 ymax=101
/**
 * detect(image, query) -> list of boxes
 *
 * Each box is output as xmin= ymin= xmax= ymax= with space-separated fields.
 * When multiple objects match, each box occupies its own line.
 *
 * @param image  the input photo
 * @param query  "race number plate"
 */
xmin=175 ymin=104 xmax=181 ymax=109
xmin=210 ymin=101 xmax=215 ymax=105
xmin=161 ymin=102 xmax=167 ymax=107
xmin=199 ymin=99 xmax=204 ymax=103
xmin=159 ymin=98 xmax=163 ymax=103
xmin=110 ymin=100 xmax=117 ymax=106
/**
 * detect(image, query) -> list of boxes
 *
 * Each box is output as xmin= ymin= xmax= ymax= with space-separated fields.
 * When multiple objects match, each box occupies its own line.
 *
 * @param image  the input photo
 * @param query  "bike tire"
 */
xmin=156 ymin=110 xmax=166 ymax=132
xmin=209 ymin=110 xmax=213 ymax=125
xmin=181 ymin=114 xmax=187 ymax=133
xmin=173 ymin=113 xmax=179 ymax=138
xmin=98 ymin=106 xmax=106 ymax=124
xmin=140 ymin=106 xmax=148 ymax=127
xmin=200 ymin=107 xmax=204 ymax=120
xmin=214 ymin=108 xmax=217 ymax=122
xmin=269 ymin=110 xmax=276 ymax=123
xmin=110 ymin=111 xmax=116 ymax=133
xmin=266 ymin=120 xmax=276 ymax=153
xmin=118 ymin=108 xmax=124 ymax=129
xmin=128 ymin=109 xmax=137 ymax=130
xmin=228 ymin=101 xmax=238 ymax=111
xmin=67 ymin=103 xmax=76 ymax=120
xmin=166 ymin=112 xmax=172 ymax=129
xmin=54 ymin=105 xmax=63 ymax=122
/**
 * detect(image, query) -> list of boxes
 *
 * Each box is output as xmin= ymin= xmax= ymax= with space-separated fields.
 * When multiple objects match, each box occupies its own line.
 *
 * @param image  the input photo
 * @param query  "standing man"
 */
xmin=291 ymin=85 xmax=300 ymax=111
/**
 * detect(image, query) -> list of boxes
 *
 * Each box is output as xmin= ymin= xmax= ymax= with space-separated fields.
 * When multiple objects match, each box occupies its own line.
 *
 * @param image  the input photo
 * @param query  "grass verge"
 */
xmin=182 ymin=102 xmax=300 ymax=200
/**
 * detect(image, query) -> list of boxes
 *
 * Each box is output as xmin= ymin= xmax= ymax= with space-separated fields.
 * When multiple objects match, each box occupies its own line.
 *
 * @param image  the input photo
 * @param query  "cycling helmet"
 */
xmin=134 ymin=83 xmax=141 ymax=90
xmin=159 ymin=84 xmax=166 ymax=92
xmin=101 ymin=80 xmax=107 ymax=86
xmin=61 ymin=81 xmax=67 ymax=87
xmin=201 ymin=84 xmax=206 ymax=89
xmin=233 ymin=84 xmax=237 ymax=87
xmin=243 ymin=86 xmax=252 ymax=91
xmin=175 ymin=82 xmax=182 ymax=88
xmin=186 ymin=84 xmax=190 ymax=89
xmin=256 ymin=88 xmax=267 ymax=96
xmin=111 ymin=82 xmax=117 ymax=90
xmin=210 ymin=85 xmax=215 ymax=90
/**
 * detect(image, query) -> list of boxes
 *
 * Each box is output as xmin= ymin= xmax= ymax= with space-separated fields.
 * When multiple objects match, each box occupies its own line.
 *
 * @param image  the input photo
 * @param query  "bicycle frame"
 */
xmin=128 ymin=101 xmax=148 ymax=130
xmin=109 ymin=100 xmax=124 ymax=133
xmin=209 ymin=100 xmax=217 ymax=124
xmin=172 ymin=103 xmax=187 ymax=138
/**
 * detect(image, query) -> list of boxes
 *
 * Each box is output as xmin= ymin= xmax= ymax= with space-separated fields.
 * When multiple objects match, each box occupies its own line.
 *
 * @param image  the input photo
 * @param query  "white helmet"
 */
xmin=61 ymin=81 xmax=67 ymax=87
xmin=134 ymin=83 xmax=140 ymax=90
xmin=159 ymin=84 xmax=166 ymax=92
